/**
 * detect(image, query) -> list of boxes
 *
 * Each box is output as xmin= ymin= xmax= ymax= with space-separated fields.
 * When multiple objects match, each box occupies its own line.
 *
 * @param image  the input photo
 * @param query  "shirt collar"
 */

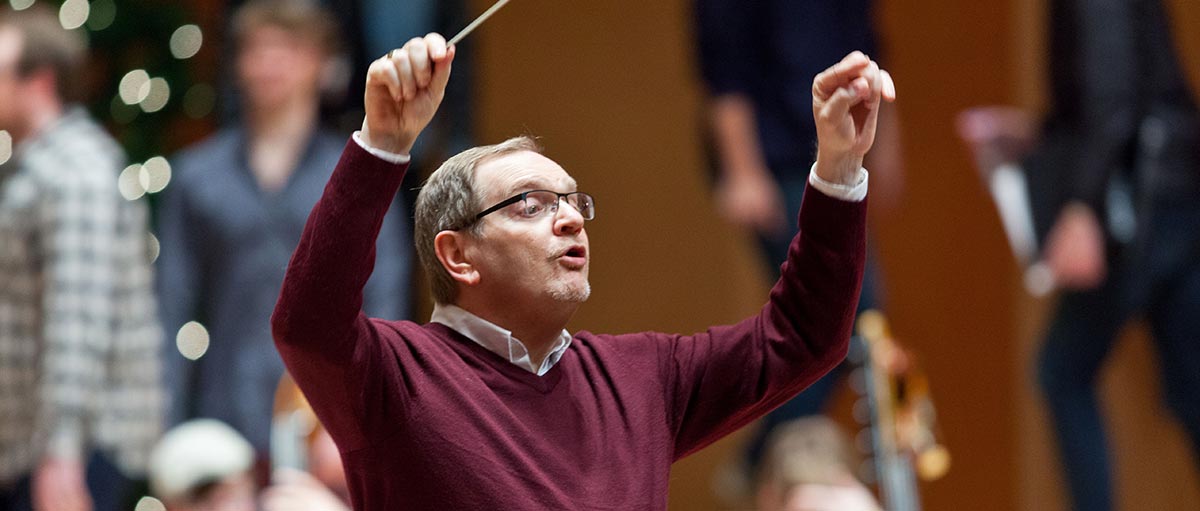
xmin=430 ymin=303 xmax=573 ymax=376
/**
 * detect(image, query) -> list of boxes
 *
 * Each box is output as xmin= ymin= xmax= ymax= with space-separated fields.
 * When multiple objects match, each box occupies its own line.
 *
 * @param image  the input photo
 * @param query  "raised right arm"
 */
xmin=271 ymin=34 xmax=454 ymax=443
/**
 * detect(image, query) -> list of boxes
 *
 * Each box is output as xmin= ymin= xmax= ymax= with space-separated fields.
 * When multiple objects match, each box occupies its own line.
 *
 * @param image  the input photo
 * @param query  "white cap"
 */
xmin=148 ymin=419 xmax=255 ymax=501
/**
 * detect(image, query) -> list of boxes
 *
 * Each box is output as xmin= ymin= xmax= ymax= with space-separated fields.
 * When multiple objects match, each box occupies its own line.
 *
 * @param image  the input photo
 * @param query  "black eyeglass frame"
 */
xmin=473 ymin=189 xmax=595 ymax=222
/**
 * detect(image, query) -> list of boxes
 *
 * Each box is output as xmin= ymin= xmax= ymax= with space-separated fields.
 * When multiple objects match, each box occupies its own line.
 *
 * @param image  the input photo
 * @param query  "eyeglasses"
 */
xmin=474 ymin=189 xmax=596 ymax=222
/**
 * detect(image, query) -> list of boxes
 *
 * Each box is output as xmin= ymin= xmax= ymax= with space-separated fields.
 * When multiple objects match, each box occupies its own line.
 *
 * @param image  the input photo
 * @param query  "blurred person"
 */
xmin=148 ymin=419 xmax=257 ymax=511
xmin=300 ymin=430 xmax=346 ymax=502
xmin=960 ymin=0 xmax=1200 ymax=509
xmin=265 ymin=375 xmax=349 ymax=510
xmin=694 ymin=0 xmax=904 ymax=488
xmin=156 ymin=0 xmax=413 ymax=462
xmin=272 ymin=31 xmax=895 ymax=509
xmin=261 ymin=467 xmax=348 ymax=511
xmin=0 ymin=5 xmax=162 ymax=511
xmin=261 ymin=430 xmax=349 ymax=511
xmin=756 ymin=417 xmax=881 ymax=511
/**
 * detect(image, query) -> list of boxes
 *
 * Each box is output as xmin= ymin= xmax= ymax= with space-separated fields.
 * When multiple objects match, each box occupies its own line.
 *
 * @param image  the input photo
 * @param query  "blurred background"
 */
xmin=4 ymin=0 xmax=1199 ymax=509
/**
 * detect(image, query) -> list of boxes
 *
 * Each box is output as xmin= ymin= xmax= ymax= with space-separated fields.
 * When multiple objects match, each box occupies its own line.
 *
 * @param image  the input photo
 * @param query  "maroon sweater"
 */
xmin=272 ymin=140 xmax=866 ymax=510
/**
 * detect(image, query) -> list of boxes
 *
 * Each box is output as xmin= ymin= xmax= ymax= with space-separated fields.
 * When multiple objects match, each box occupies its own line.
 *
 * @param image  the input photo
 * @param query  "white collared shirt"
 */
xmin=431 ymin=304 xmax=574 ymax=376
xmin=807 ymin=163 xmax=869 ymax=202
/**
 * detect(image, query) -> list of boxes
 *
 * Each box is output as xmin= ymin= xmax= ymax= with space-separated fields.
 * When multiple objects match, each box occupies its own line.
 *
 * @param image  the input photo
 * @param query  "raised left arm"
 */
xmin=667 ymin=54 xmax=897 ymax=456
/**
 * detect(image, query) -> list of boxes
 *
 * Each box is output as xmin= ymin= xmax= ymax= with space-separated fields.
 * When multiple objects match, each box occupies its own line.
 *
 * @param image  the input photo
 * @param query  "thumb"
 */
xmin=819 ymin=84 xmax=866 ymax=127
xmin=430 ymin=46 xmax=456 ymax=98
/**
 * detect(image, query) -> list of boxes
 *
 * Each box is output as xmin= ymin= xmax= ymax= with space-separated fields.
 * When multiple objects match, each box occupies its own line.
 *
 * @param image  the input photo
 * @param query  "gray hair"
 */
xmin=414 ymin=136 xmax=543 ymax=304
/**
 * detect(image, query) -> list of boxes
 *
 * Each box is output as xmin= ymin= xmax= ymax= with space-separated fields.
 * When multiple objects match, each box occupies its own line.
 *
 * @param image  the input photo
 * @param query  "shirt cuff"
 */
xmin=352 ymin=131 xmax=412 ymax=164
xmin=808 ymin=164 xmax=869 ymax=202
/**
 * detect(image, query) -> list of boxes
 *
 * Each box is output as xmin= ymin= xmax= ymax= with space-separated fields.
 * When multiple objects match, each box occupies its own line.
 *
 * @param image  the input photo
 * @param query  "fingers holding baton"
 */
xmin=811 ymin=51 xmax=898 ymax=167
xmin=813 ymin=51 xmax=896 ymax=113
xmin=362 ymin=0 xmax=513 ymax=153
xmin=379 ymin=33 xmax=452 ymax=102
xmin=363 ymin=34 xmax=454 ymax=154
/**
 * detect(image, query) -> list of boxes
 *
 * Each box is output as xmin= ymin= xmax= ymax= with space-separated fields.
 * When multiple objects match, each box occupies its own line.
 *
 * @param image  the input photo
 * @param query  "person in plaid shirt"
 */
xmin=0 ymin=6 xmax=163 ymax=511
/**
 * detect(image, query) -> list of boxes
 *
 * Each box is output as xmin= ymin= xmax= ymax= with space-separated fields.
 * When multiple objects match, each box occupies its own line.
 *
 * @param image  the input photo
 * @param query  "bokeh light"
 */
xmin=142 ymin=156 xmax=172 ymax=193
xmin=109 ymin=95 xmax=139 ymax=124
xmin=85 ymin=0 xmax=116 ymax=31
xmin=137 ymin=163 xmax=151 ymax=191
xmin=140 ymin=77 xmax=170 ymax=113
xmin=119 ymin=69 xmax=151 ymax=105
xmin=176 ymin=321 xmax=211 ymax=361
xmin=134 ymin=496 xmax=166 ymax=511
xmin=169 ymin=24 xmax=203 ymax=60
xmin=182 ymin=83 xmax=216 ymax=119
xmin=58 ymin=0 xmax=89 ymax=30
xmin=0 ymin=130 xmax=11 ymax=166
xmin=118 ymin=163 xmax=146 ymax=201
xmin=9 ymin=0 xmax=34 ymax=11
xmin=147 ymin=232 xmax=160 ymax=264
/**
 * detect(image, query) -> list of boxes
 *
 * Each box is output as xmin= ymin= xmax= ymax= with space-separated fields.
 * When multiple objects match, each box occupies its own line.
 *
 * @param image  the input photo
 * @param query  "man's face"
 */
xmin=235 ymin=25 xmax=324 ymax=114
xmin=467 ymin=150 xmax=591 ymax=307
xmin=0 ymin=27 xmax=27 ymax=135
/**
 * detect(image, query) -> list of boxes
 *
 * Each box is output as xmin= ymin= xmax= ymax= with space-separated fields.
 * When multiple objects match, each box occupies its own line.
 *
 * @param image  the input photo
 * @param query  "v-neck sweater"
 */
xmin=272 ymin=140 xmax=867 ymax=510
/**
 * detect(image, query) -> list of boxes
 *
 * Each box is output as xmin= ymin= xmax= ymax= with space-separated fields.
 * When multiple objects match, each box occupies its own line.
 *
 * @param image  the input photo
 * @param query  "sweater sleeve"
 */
xmin=663 ymin=184 xmax=867 ymax=459
xmin=271 ymin=139 xmax=410 ymax=448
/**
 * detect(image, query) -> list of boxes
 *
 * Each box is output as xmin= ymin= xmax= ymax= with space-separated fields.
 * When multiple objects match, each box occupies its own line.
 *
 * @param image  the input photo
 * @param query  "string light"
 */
xmin=58 ymin=0 xmax=89 ymax=30
xmin=147 ymin=232 xmax=161 ymax=264
xmin=118 ymin=69 xmax=151 ymax=105
xmin=0 ymin=130 xmax=11 ymax=166
xmin=118 ymin=163 xmax=146 ymax=201
xmin=134 ymin=496 xmax=166 ymax=511
xmin=85 ymin=0 xmax=116 ymax=31
xmin=176 ymin=321 xmax=211 ymax=361
xmin=183 ymin=83 xmax=216 ymax=119
xmin=169 ymin=24 xmax=203 ymax=60
xmin=142 ymin=156 xmax=172 ymax=193
xmin=109 ymin=95 xmax=139 ymax=124
xmin=140 ymin=77 xmax=170 ymax=113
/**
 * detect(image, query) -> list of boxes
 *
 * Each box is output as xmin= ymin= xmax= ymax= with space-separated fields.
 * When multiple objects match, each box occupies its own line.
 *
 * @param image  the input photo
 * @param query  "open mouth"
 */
xmin=556 ymin=245 xmax=588 ymax=269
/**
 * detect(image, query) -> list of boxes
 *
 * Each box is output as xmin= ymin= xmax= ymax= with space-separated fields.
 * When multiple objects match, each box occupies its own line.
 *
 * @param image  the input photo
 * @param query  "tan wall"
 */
xmin=474 ymin=0 xmax=1200 ymax=509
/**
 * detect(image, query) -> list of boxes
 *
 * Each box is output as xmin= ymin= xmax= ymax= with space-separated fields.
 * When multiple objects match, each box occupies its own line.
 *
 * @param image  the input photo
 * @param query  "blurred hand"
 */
xmin=262 ymin=468 xmax=350 ymax=511
xmin=955 ymin=106 xmax=1037 ymax=179
xmin=1043 ymin=203 xmax=1106 ymax=290
xmin=811 ymin=52 xmax=897 ymax=185
xmin=782 ymin=482 xmax=882 ymax=511
xmin=33 ymin=456 xmax=92 ymax=511
xmin=716 ymin=168 xmax=787 ymax=236
xmin=361 ymin=33 xmax=455 ymax=155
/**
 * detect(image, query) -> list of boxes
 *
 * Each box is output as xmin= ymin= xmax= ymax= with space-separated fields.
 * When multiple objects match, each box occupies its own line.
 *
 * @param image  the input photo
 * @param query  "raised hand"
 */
xmin=811 ymin=51 xmax=897 ymax=185
xmin=33 ymin=456 xmax=92 ymax=511
xmin=361 ymin=33 xmax=455 ymax=155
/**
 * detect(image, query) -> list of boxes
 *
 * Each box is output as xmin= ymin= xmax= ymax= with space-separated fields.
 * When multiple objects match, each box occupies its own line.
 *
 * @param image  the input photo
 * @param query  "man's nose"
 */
xmin=553 ymin=198 xmax=584 ymax=235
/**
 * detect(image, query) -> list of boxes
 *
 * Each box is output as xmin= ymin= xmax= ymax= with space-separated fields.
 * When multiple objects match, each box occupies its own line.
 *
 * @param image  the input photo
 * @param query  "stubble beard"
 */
xmin=549 ymin=279 xmax=591 ymax=303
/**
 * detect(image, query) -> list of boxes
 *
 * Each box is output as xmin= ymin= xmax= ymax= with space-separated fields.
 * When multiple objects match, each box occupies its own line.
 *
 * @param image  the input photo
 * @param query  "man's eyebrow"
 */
xmin=501 ymin=177 xmax=578 ymax=197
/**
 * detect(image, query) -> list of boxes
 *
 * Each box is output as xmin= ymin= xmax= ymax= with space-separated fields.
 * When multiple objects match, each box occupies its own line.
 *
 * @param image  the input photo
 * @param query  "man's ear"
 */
xmin=434 ymin=230 xmax=480 ymax=286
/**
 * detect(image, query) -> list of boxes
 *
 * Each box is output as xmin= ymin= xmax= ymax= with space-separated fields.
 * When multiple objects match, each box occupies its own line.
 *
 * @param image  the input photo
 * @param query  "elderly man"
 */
xmin=273 ymin=33 xmax=894 ymax=509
